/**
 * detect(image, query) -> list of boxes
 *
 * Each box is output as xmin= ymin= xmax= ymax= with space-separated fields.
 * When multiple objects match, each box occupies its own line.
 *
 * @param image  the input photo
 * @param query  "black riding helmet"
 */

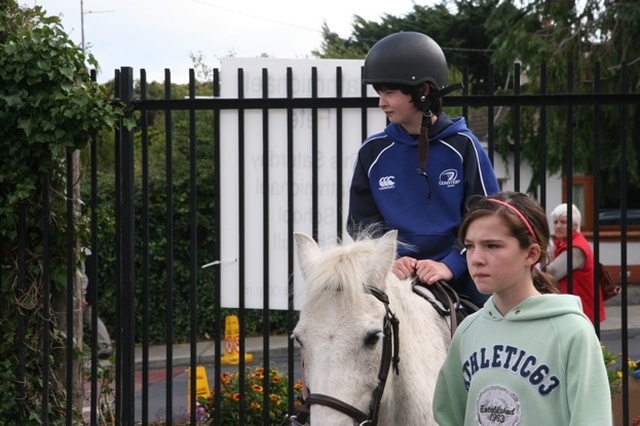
xmin=363 ymin=31 xmax=449 ymax=91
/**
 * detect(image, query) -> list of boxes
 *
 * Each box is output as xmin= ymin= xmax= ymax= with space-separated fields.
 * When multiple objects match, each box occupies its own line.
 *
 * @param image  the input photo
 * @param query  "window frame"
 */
xmin=562 ymin=175 xmax=640 ymax=241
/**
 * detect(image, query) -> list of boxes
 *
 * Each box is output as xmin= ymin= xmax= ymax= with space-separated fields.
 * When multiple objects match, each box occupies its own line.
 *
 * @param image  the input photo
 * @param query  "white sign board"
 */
xmin=218 ymin=57 xmax=386 ymax=309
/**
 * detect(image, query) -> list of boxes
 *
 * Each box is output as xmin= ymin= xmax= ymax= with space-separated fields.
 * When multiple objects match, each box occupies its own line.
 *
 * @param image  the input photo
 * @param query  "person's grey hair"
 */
xmin=550 ymin=203 xmax=582 ymax=232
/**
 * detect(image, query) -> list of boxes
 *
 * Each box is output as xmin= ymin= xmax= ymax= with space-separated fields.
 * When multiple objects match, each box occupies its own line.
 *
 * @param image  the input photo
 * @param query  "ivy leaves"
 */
xmin=0 ymin=1 xmax=121 ymax=213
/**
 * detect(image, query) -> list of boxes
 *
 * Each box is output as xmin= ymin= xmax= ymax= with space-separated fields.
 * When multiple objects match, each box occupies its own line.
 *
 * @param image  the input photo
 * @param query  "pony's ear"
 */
xmin=369 ymin=230 xmax=399 ymax=288
xmin=294 ymin=232 xmax=320 ymax=274
xmin=378 ymin=230 xmax=399 ymax=264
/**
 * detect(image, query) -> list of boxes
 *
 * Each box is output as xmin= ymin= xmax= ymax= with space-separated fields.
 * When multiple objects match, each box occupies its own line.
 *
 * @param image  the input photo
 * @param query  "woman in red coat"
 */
xmin=546 ymin=203 xmax=606 ymax=324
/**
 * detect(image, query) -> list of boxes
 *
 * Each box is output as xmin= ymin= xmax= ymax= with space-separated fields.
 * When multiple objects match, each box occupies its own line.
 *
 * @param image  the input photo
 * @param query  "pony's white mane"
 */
xmin=300 ymin=234 xmax=395 ymax=311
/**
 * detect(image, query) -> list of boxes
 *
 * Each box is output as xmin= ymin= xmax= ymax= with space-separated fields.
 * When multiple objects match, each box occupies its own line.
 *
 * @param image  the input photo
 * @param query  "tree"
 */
xmin=0 ymin=1 xmax=121 ymax=422
xmin=314 ymin=0 xmax=504 ymax=95
xmin=486 ymin=0 xmax=640 ymax=203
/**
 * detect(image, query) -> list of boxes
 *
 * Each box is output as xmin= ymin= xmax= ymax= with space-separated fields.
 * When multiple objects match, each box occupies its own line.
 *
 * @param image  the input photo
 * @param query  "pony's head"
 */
xmin=292 ymin=231 xmax=398 ymax=426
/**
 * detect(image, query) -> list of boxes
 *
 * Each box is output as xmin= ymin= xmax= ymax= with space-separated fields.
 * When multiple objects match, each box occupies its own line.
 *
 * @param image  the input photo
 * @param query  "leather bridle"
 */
xmin=283 ymin=286 xmax=400 ymax=426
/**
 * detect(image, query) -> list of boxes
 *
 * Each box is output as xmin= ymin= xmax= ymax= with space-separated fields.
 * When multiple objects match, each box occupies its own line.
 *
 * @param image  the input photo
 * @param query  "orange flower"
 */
xmin=196 ymin=364 xmax=303 ymax=424
xmin=221 ymin=372 xmax=234 ymax=386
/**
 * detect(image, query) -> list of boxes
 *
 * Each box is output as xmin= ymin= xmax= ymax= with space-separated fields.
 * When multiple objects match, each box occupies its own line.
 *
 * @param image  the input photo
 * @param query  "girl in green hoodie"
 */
xmin=434 ymin=191 xmax=611 ymax=425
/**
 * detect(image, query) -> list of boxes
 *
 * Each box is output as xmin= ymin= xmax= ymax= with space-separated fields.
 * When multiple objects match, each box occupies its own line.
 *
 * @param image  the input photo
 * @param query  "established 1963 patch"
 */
xmin=475 ymin=385 xmax=522 ymax=425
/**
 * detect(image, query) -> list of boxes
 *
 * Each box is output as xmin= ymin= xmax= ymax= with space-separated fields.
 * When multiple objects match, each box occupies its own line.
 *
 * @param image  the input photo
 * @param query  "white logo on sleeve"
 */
xmin=475 ymin=385 xmax=522 ymax=426
xmin=378 ymin=176 xmax=395 ymax=190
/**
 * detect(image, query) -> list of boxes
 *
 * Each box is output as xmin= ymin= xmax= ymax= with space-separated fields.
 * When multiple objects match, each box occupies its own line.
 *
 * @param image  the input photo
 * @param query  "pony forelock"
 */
xmin=303 ymin=237 xmax=389 ymax=309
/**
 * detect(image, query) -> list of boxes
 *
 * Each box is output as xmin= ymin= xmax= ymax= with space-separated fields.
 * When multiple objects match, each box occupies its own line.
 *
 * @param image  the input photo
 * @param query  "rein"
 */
xmin=283 ymin=286 xmax=400 ymax=426
xmin=413 ymin=280 xmax=479 ymax=338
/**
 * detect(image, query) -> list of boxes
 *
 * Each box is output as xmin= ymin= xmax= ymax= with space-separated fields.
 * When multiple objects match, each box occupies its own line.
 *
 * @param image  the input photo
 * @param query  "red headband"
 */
xmin=488 ymin=198 xmax=538 ymax=242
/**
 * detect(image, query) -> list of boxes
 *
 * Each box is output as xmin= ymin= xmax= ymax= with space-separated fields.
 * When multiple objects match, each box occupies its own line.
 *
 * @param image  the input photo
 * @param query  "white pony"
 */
xmin=292 ymin=231 xmax=451 ymax=426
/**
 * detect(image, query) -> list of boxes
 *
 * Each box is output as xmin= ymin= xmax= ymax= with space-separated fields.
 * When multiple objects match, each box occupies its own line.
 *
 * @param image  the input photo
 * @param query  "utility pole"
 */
xmin=80 ymin=0 xmax=85 ymax=52
xmin=79 ymin=0 xmax=113 ymax=53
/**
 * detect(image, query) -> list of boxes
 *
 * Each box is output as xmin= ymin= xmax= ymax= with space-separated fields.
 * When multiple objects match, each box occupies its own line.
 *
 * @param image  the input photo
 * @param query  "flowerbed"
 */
xmin=198 ymin=365 xmax=303 ymax=425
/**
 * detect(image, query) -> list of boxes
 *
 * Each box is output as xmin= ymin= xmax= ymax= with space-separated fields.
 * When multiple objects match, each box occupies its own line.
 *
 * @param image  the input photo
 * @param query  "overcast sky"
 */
xmin=26 ymin=0 xmax=433 ymax=83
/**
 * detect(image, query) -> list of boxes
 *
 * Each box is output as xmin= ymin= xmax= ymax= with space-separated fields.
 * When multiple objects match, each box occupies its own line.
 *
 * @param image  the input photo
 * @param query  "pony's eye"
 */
xmin=364 ymin=332 xmax=380 ymax=347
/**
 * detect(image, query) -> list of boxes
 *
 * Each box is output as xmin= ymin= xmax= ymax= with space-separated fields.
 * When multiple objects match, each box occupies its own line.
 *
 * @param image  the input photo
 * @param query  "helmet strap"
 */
xmin=418 ymin=91 xmax=438 ymax=118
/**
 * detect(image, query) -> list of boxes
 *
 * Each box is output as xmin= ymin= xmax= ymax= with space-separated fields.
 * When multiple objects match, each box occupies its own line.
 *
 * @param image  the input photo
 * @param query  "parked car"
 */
xmin=598 ymin=209 xmax=640 ymax=225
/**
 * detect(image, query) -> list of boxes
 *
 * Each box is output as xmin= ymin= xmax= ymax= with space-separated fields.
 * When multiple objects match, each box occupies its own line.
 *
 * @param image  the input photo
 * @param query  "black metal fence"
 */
xmin=19 ymin=61 xmax=640 ymax=425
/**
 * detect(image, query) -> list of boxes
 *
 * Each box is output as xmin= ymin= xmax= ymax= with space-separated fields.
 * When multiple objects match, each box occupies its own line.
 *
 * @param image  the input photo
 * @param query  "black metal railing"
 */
xmin=15 ymin=61 xmax=640 ymax=425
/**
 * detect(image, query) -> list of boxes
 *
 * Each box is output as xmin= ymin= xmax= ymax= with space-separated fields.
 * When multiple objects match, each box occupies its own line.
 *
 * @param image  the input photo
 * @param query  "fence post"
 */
xmin=118 ymin=66 xmax=136 ymax=425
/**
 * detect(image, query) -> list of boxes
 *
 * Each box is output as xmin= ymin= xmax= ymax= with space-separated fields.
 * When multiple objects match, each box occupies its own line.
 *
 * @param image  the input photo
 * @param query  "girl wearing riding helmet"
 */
xmin=433 ymin=191 xmax=612 ymax=425
xmin=347 ymin=31 xmax=500 ymax=307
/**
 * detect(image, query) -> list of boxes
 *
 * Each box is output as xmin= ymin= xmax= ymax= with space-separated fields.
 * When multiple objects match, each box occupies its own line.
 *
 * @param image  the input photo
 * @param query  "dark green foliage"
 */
xmin=486 ymin=0 xmax=640 ymax=201
xmin=0 ymin=0 xmax=122 ymax=422
xmin=315 ymin=0 xmax=504 ymax=95
xmin=82 ymin=94 xmax=292 ymax=344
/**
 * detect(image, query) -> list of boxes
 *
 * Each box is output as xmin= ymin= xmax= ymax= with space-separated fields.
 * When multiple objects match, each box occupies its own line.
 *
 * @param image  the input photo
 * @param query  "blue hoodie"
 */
xmin=347 ymin=113 xmax=499 ymax=304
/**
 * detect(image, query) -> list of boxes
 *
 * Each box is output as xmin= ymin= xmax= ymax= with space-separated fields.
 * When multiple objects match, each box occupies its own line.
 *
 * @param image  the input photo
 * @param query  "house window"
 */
xmin=561 ymin=175 xmax=593 ymax=232
xmin=562 ymin=175 xmax=640 ymax=241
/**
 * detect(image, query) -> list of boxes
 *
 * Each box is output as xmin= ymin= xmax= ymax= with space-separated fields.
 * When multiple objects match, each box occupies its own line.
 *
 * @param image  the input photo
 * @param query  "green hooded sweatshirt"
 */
xmin=434 ymin=294 xmax=612 ymax=425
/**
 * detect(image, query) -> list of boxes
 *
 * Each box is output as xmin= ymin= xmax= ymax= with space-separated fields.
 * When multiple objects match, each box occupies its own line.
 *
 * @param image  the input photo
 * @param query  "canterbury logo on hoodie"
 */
xmin=378 ymin=176 xmax=395 ymax=190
